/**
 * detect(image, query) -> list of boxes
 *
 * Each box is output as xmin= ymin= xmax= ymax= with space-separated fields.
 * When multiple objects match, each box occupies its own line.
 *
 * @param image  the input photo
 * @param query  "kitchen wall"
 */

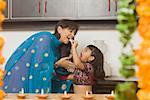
xmin=0 ymin=30 xmax=141 ymax=76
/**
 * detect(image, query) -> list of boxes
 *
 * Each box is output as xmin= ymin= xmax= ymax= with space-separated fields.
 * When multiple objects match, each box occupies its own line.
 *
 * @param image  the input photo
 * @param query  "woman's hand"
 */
xmin=55 ymin=56 xmax=75 ymax=68
xmin=67 ymin=74 xmax=74 ymax=80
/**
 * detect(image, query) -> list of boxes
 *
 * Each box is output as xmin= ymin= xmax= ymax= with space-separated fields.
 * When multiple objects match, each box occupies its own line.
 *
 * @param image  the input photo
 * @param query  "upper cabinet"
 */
xmin=78 ymin=0 xmax=110 ymax=19
xmin=11 ymin=0 xmax=77 ymax=20
xmin=9 ymin=0 xmax=118 ymax=20
xmin=11 ymin=0 xmax=42 ymax=19
xmin=77 ymin=0 xmax=118 ymax=19
xmin=44 ymin=0 xmax=77 ymax=19
xmin=110 ymin=0 xmax=118 ymax=16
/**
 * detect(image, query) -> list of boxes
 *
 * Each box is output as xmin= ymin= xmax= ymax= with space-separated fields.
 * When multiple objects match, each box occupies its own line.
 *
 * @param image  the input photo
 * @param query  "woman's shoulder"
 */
xmin=36 ymin=31 xmax=52 ymax=36
xmin=33 ymin=31 xmax=55 ymax=39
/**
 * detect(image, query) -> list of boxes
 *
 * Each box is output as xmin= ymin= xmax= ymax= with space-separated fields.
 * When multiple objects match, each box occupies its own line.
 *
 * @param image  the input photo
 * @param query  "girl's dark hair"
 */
xmin=87 ymin=45 xmax=105 ymax=81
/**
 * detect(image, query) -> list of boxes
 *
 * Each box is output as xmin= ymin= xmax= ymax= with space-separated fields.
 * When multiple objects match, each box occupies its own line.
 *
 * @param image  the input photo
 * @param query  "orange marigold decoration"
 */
xmin=0 ymin=40 xmax=5 ymax=99
xmin=135 ymin=0 xmax=150 ymax=100
xmin=0 ymin=0 xmax=6 ymax=99
xmin=0 ymin=0 xmax=6 ymax=30
xmin=0 ymin=37 xmax=5 ymax=64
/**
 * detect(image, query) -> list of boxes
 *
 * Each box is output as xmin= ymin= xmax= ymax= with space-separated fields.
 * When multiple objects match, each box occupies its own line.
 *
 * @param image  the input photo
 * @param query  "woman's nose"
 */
xmin=68 ymin=34 xmax=74 ymax=39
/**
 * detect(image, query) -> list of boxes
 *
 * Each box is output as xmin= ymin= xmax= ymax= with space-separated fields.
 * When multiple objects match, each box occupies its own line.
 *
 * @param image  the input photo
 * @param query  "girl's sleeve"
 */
xmin=84 ymin=63 xmax=94 ymax=73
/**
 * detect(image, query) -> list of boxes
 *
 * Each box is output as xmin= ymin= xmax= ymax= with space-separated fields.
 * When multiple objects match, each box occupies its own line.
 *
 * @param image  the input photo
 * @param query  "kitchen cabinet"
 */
xmin=77 ymin=0 xmax=118 ymax=19
xmin=11 ymin=0 xmax=42 ymax=19
xmin=44 ymin=0 xmax=77 ymax=19
xmin=11 ymin=0 xmax=77 ymax=20
xmin=78 ymin=0 xmax=109 ymax=18
xmin=10 ymin=0 xmax=118 ymax=20
xmin=110 ymin=0 xmax=118 ymax=16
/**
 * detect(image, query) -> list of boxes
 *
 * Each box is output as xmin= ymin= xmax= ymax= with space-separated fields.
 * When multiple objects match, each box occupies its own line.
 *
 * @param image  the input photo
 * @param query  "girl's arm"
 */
xmin=71 ymin=41 xmax=85 ymax=70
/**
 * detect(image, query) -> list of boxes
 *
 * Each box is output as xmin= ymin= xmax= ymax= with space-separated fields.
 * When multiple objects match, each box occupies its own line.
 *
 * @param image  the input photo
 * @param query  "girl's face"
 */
xmin=58 ymin=26 xmax=76 ymax=44
xmin=80 ymin=47 xmax=94 ymax=62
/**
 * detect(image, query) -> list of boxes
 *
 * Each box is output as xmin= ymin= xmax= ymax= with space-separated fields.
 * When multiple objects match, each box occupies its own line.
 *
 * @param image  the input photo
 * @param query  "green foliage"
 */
xmin=115 ymin=0 xmax=137 ymax=100
xmin=115 ymin=82 xmax=137 ymax=100
xmin=119 ymin=53 xmax=136 ymax=66
xmin=120 ymin=67 xmax=135 ymax=78
xmin=116 ymin=0 xmax=137 ymax=79
xmin=116 ymin=0 xmax=137 ymax=47
xmin=119 ymin=53 xmax=136 ymax=78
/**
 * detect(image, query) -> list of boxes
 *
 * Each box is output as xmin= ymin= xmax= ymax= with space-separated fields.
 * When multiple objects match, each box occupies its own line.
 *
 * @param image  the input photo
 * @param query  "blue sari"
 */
xmin=3 ymin=32 xmax=72 ymax=93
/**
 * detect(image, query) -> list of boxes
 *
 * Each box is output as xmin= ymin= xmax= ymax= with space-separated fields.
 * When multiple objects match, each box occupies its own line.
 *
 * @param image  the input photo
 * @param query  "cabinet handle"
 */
xmin=45 ymin=1 xmax=47 ymax=14
xmin=38 ymin=1 xmax=41 ymax=14
xmin=108 ymin=0 xmax=111 ymax=14
xmin=115 ymin=0 xmax=117 ymax=12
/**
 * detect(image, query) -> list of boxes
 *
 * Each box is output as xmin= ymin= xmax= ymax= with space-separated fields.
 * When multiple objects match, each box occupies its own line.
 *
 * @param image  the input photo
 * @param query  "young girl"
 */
xmin=55 ymin=40 xmax=105 ymax=94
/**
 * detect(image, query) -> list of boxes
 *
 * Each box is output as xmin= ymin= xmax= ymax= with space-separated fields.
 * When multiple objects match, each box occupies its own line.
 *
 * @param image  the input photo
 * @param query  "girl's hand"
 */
xmin=71 ymin=40 xmax=78 ymax=48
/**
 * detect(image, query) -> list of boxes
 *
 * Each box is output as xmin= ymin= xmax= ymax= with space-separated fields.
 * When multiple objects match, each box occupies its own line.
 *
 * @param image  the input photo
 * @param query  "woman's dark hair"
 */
xmin=54 ymin=19 xmax=79 ymax=39
xmin=87 ymin=45 xmax=105 ymax=81
xmin=54 ymin=19 xmax=78 ymax=57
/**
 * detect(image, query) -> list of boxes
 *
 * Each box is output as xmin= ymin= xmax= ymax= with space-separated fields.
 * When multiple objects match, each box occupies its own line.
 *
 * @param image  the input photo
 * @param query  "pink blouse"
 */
xmin=73 ymin=63 xmax=95 ymax=85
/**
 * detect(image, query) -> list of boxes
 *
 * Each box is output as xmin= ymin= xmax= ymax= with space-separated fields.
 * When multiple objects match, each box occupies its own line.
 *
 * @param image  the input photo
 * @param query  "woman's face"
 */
xmin=58 ymin=26 xmax=76 ymax=44
xmin=80 ymin=47 xmax=94 ymax=62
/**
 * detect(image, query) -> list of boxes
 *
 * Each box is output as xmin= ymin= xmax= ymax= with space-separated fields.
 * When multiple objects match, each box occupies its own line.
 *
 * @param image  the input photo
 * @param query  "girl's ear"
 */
xmin=57 ymin=26 xmax=63 ymax=34
xmin=88 ymin=56 xmax=95 ymax=62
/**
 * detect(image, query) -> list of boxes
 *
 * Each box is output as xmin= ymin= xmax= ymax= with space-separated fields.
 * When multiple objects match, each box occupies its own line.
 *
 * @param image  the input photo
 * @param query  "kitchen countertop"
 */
xmin=105 ymin=76 xmax=138 ymax=82
xmin=4 ymin=93 xmax=110 ymax=100
xmin=93 ymin=76 xmax=138 ymax=94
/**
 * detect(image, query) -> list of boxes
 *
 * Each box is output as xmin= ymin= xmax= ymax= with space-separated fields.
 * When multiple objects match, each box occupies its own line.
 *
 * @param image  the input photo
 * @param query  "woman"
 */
xmin=3 ymin=20 xmax=78 ymax=93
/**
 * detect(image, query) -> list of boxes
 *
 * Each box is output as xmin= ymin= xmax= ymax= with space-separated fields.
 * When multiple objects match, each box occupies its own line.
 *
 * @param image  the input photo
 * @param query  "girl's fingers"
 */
xmin=70 ymin=40 xmax=78 ymax=47
xmin=68 ymin=54 xmax=72 ymax=59
xmin=63 ymin=55 xmax=72 ymax=60
xmin=69 ymin=39 xmax=73 ymax=43
xmin=70 ymin=40 xmax=74 ymax=45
